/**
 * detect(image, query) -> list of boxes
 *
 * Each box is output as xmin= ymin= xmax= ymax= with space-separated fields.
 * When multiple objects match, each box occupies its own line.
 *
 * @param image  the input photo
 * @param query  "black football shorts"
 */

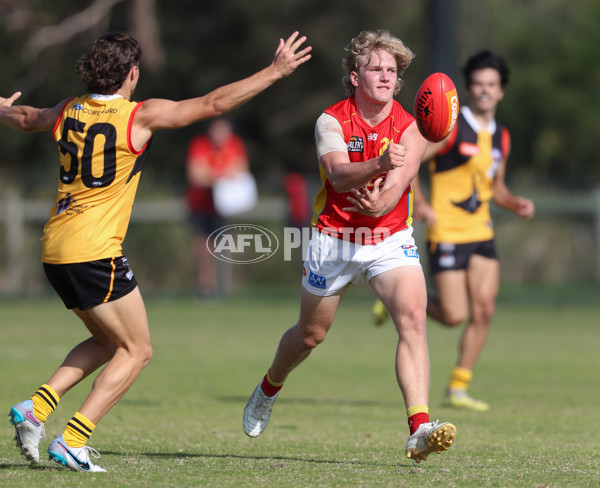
xmin=428 ymin=239 xmax=498 ymax=275
xmin=43 ymin=256 xmax=138 ymax=310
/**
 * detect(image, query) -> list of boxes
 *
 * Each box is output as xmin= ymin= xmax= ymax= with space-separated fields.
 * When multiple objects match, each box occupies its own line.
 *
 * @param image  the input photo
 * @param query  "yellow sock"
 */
xmin=62 ymin=412 xmax=96 ymax=448
xmin=406 ymin=405 xmax=429 ymax=418
xmin=448 ymin=366 xmax=472 ymax=391
xmin=266 ymin=369 xmax=284 ymax=387
xmin=31 ymin=384 xmax=59 ymax=423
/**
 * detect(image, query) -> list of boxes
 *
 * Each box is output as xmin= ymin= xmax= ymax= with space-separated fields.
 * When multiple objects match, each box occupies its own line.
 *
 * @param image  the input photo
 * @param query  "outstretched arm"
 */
xmin=0 ymin=92 xmax=66 ymax=133
xmin=493 ymin=160 xmax=535 ymax=218
xmin=131 ymin=32 xmax=312 ymax=148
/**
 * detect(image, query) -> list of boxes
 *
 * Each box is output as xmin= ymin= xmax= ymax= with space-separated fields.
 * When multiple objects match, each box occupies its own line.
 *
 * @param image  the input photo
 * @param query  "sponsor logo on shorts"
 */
xmin=439 ymin=254 xmax=456 ymax=268
xmin=307 ymin=271 xmax=326 ymax=289
xmin=402 ymin=244 xmax=419 ymax=258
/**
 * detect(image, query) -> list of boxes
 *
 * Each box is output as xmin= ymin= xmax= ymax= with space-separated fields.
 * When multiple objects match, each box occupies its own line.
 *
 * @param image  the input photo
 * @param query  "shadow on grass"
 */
xmin=138 ymin=450 xmax=412 ymax=469
xmin=0 ymin=463 xmax=68 ymax=471
xmin=218 ymin=395 xmax=400 ymax=408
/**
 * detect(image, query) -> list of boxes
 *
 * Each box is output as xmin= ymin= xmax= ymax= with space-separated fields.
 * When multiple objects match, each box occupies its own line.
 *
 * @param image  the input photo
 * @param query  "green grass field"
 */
xmin=1 ymin=288 xmax=599 ymax=487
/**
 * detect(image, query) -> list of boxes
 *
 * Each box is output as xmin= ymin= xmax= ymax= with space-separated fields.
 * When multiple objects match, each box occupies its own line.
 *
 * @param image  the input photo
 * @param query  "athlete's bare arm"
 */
xmin=492 ymin=159 xmax=535 ymax=218
xmin=130 ymin=32 xmax=311 ymax=150
xmin=0 ymin=92 xmax=68 ymax=133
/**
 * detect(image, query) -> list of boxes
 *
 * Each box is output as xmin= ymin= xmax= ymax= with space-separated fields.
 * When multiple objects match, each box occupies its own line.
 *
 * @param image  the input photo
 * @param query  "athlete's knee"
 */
xmin=394 ymin=305 xmax=427 ymax=336
xmin=295 ymin=323 xmax=328 ymax=350
xmin=437 ymin=303 xmax=467 ymax=326
xmin=140 ymin=344 xmax=153 ymax=368
xmin=440 ymin=312 xmax=466 ymax=327
xmin=124 ymin=342 xmax=153 ymax=370
xmin=473 ymin=300 xmax=496 ymax=325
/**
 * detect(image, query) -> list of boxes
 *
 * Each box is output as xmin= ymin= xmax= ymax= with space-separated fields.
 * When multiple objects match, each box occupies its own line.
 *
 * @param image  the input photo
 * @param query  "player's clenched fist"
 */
xmin=379 ymin=142 xmax=406 ymax=170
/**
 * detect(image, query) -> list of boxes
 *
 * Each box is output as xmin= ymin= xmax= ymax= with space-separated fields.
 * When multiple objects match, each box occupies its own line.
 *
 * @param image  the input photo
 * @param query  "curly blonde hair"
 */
xmin=342 ymin=30 xmax=415 ymax=97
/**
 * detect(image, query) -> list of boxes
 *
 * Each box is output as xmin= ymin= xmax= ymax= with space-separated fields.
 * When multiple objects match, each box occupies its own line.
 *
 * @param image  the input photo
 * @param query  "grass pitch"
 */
xmin=1 ymin=287 xmax=599 ymax=487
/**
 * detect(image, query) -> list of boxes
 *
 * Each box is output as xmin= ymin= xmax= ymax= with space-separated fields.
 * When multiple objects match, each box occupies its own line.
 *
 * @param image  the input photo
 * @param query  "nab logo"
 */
xmin=347 ymin=136 xmax=364 ymax=153
xmin=402 ymin=245 xmax=419 ymax=259
xmin=208 ymin=224 xmax=279 ymax=263
xmin=308 ymin=271 xmax=326 ymax=289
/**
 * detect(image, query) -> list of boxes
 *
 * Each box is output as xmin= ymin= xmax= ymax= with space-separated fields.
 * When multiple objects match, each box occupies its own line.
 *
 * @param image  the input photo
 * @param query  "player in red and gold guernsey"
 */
xmin=410 ymin=51 xmax=535 ymax=411
xmin=1 ymin=31 xmax=311 ymax=472
xmin=244 ymin=30 xmax=456 ymax=464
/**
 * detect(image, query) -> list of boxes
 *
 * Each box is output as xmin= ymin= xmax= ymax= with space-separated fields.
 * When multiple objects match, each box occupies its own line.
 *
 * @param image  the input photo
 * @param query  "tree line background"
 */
xmin=1 ymin=0 xmax=599 ymax=190
xmin=1 ymin=0 xmax=599 ymax=293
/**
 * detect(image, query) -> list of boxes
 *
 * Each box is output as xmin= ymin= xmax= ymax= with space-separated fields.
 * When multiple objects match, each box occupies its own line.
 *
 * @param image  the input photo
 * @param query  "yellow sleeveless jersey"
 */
xmin=42 ymin=95 xmax=150 ymax=264
xmin=427 ymin=107 xmax=510 ymax=244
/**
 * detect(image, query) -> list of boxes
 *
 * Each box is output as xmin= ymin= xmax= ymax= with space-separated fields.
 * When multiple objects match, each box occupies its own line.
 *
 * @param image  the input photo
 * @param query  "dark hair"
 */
xmin=75 ymin=32 xmax=142 ymax=94
xmin=462 ymin=50 xmax=509 ymax=88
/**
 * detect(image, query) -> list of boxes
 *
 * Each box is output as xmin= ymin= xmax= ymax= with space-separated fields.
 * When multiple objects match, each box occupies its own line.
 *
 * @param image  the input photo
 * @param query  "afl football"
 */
xmin=413 ymin=72 xmax=459 ymax=142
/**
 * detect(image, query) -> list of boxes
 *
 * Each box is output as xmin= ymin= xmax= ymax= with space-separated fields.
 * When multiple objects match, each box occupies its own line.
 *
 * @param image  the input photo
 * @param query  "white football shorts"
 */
xmin=301 ymin=227 xmax=421 ymax=296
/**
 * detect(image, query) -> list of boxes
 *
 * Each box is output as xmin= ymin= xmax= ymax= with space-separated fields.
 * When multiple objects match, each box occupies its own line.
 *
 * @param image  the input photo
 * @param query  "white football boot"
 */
xmin=243 ymin=382 xmax=279 ymax=438
xmin=405 ymin=420 xmax=456 ymax=463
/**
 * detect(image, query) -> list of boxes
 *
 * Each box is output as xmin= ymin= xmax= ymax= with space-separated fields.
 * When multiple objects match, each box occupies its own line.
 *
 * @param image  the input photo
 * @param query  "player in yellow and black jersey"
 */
xmin=1 ymin=31 xmax=311 ymax=472
xmin=373 ymin=50 xmax=535 ymax=411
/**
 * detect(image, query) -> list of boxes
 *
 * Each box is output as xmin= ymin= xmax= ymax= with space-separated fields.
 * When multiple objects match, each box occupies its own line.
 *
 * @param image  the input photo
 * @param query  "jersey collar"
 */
xmin=461 ymin=106 xmax=496 ymax=134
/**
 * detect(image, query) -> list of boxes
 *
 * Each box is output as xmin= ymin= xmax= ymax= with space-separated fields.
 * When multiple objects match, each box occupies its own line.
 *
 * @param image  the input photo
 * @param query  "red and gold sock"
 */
xmin=62 ymin=412 xmax=96 ymax=448
xmin=407 ymin=405 xmax=429 ymax=435
xmin=260 ymin=369 xmax=284 ymax=397
xmin=31 ymin=384 xmax=59 ymax=423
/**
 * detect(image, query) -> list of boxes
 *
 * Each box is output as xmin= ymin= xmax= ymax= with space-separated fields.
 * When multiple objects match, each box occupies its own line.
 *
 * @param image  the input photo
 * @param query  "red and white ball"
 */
xmin=413 ymin=72 xmax=459 ymax=142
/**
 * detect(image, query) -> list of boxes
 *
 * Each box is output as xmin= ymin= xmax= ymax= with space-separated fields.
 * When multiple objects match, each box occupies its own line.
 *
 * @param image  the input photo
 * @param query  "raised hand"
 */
xmin=0 ymin=91 xmax=22 ymax=107
xmin=272 ymin=32 xmax=312 ymax=78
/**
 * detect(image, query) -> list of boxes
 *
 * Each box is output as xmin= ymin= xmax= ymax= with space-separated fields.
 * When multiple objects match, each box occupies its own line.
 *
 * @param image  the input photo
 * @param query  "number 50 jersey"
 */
xmin=42 ymin=95 xmax=151 ymax=264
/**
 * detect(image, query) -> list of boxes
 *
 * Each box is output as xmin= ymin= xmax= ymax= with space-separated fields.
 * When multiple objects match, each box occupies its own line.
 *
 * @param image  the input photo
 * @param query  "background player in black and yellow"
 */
xmin=373 ymin=50 xmax=535 ymax=411
xmin=1 ymin=31 xmax=311 ymax=472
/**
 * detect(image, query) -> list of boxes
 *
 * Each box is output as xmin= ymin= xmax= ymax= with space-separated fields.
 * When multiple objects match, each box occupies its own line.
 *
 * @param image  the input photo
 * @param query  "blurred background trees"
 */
xmin=1 ymin=0 xmax=599 ymax=293
xmin=2 ymin=0 xmax=599 ymax=187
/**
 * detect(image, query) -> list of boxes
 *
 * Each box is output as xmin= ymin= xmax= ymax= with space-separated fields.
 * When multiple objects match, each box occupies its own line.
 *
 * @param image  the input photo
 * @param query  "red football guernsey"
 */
xmin=311 ymin=97 xmax=415 ymax=244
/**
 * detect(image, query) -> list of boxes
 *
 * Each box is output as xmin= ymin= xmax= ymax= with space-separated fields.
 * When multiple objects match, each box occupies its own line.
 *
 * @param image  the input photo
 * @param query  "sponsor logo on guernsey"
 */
xmin=73 ymin=104 xmax=83 ymax=111
xmin=308 ymin=271 xmax=326 ymax=289
xmin=458 ymin=142 xmax=480 ymax=157
xmin=368 ymin=132 xmax=378 ymax=141
xmin=56 ymin=193 xmax=75 ymax=215
xmin=82 ymin=107 xmax=118 ymax=116
xmin=347 ymin=135 xmax=364 ymax=153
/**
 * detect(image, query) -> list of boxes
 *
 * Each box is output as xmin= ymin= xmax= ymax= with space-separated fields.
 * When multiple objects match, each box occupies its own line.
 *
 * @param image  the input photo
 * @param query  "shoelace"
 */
xmin=80 ymin=445 xmax=102 ymax=461
xmin=78 ymin=446 xmax=100 ymax=461
xmin=253 ymin=391 xmax=276 ymax=420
